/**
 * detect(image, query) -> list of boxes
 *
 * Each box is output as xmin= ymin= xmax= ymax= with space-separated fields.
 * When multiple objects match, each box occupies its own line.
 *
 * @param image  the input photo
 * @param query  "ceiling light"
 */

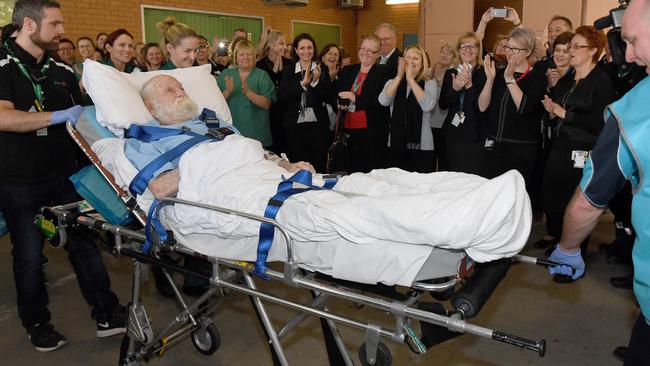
xmin=386 ymin=0 xmax=419 ymax=4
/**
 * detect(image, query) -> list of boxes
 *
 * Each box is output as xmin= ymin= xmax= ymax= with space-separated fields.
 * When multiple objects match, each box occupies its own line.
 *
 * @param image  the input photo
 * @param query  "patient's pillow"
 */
xmin=82 ymin=60 xmax=232 ymax=136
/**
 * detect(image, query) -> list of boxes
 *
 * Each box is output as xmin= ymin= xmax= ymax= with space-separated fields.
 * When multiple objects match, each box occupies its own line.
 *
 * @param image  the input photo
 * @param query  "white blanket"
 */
xmin=93 ymin=134 xmax=531 ymax=266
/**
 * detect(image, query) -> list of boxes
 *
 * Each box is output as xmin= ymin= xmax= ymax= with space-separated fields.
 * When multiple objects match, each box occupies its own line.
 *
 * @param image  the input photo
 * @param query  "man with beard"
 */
xmin=128 ymin=74 xmax=314 ymax=201
xmin=0 ymin=0 xmax=125 ymax=352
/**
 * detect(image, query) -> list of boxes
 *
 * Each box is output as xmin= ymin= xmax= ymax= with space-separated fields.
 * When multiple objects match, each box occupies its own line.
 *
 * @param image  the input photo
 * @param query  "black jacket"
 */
xmin=485 ymin=67 xmax=547 ymax=144
xmin=381 ymin=48 xmax=402 ymax=79
xmin=439 ymin=66 xmax=487 ymax=142
xmin=337 ymin=63 xmax=390 ymax=136
xmin=550 ymin=66 xmax=616 ymax=146
xmin=278 ymin=61 xmax=335 ymax=129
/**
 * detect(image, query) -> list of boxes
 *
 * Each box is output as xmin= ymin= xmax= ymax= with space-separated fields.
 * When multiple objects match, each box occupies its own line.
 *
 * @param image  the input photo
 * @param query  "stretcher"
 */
xmin=33 ymin=112 xmax=549 ymax=366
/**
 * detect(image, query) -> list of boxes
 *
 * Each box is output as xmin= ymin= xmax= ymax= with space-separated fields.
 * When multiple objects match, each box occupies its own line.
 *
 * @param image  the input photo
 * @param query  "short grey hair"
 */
xmin=508 ymin=27 xmax=537 ymax=56
xmin=12 ymin=0 xmax=60 ymax=30
xmin=374 ymin=23 xmax=397 ymax=37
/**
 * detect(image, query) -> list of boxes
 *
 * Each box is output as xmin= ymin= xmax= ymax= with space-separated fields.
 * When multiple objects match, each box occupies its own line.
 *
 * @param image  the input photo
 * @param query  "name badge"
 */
xmin=572 ymin=150 xmax=589 ymax=169
xmin=36 ymin=128 xmax=48 ymax=136
xmin=451 ymin=112 xmax=465 ymax=127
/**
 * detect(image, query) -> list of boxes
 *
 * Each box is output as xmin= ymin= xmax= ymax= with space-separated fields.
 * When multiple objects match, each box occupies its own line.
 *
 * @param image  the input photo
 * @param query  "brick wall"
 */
xmin=355 ymin=1 xmax=419 ymax=51
xmin=58 ymin=0 xmax=359 ymax=55
xmin=57 ymin=1 xmax=419 ymax=60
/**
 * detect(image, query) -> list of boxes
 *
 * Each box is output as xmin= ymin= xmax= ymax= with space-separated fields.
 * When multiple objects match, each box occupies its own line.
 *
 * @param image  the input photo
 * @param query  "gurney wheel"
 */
xmin=191 ymin=323 xmax=220 ymax=356
xmin=358 ymin=342 xmax=392 ymax=366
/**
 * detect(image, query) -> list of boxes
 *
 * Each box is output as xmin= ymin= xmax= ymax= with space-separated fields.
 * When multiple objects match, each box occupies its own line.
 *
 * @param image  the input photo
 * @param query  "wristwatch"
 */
xmin=505 ymin=79 xmax=517 ymax=85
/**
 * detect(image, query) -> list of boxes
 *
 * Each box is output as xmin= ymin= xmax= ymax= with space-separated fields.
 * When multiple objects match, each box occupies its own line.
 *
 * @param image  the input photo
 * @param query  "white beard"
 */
xmin=152 ymin=96 xmax=198 ymax=125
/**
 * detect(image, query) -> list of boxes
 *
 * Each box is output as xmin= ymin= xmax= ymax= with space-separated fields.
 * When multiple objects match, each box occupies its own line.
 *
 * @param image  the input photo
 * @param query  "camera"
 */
xmin=594 ymin=0 xmax=629 ymax=65
xmin=490 ymin=8 xmax=508 ymax=18
xmin=216 ymin=40 xmax=229 ymax=57
xmin=337 ymin=97 xmax=351 ymax=106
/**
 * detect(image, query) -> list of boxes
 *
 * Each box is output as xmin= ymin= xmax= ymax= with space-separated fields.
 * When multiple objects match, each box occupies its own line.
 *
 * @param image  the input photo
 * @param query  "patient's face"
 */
xmin=147 ymin=76 xmax=198 ymax=125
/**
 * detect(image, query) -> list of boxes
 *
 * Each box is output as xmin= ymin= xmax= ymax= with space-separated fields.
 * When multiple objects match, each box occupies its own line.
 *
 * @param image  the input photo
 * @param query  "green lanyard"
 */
xmin=2 ymin=42 xmax=51 ymax=111
xmin=352 ymin=72 xmax=367 ymax=95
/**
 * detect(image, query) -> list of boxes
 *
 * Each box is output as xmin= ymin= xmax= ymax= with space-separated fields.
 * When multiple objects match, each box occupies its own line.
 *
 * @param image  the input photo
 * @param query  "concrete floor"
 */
xmin=0 ymin=213 xmax=638 ymax=366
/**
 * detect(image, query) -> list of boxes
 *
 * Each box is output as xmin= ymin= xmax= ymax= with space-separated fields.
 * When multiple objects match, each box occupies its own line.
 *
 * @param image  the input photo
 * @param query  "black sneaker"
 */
xmin=27 ymin=323 xmax=67 ymax=352
xmin=96 ymin=306 xmax=127 ymax=338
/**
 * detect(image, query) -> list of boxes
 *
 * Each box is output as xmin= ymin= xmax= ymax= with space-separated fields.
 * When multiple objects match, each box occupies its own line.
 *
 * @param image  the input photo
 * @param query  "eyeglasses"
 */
xmin=504 ymin=46 xmax=527 ymax=54
xmin=196 ymin=44 xmax=209 ymax=51
xmin=459 ymin=44 xmax=478 ymax=51
xmin=378 ymin=37 xmax=394 ymax=43
xmin=569 ymin=44 xmax=590 ymax=51
xmin=359 ymin=47 xmax=379 ymax=55
xmin=58 ymin=47 xmax=74 ymax=52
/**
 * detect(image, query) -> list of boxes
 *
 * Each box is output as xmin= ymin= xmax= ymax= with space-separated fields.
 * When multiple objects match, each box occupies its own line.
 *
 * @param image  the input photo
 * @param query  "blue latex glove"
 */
xmin=50 ymin=105 xmax=83 ymax=126
xmin=548 ymin=245 xmax=585 ymax=280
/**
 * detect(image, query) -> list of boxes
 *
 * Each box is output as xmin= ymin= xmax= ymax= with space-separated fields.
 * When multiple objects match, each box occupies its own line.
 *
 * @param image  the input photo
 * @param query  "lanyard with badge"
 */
xmin=452 ymin=92 xmax=465 ymax=127
xmin=2 ymin=42 xmax=51 ymax=135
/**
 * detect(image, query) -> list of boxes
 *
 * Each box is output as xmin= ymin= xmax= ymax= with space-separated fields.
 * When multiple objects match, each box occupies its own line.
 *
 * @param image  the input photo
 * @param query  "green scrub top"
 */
xmin=217 ymin=67 xmax=276 ymax=147
xmin=102 ymin=58 xmax=140 ymax=73
xmin=159 ymin=60 xmax=177 ymax=70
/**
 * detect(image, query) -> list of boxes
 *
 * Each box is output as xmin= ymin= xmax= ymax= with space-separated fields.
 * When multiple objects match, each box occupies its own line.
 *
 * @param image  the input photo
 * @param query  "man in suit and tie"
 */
xmin=375 ymin=23 xmax=402 ymax=78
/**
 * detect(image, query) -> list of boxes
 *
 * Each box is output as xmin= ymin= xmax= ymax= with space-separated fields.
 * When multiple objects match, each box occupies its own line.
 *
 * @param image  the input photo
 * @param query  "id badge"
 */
xmin=36 ymin=128 xmax=48 ymax=136
xmin=451 ymin=112 xmax=465 ymax=127
xmin=572 ymin=150 xmax=589 ymax=168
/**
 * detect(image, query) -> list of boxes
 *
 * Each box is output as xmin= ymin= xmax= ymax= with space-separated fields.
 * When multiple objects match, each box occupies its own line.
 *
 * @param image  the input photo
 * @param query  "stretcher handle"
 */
xmin=492 ymin=330 xmax=546 ymax=357
xmin=514 ymin=255 xmax=577 ymax=275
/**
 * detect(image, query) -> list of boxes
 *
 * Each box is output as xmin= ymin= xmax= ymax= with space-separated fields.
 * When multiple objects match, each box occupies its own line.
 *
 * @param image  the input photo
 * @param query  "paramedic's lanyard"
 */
xmin=255 ymin=170 xmax=337 ymax=279
xmin=2 ymin=42 xmax=50 ymax=111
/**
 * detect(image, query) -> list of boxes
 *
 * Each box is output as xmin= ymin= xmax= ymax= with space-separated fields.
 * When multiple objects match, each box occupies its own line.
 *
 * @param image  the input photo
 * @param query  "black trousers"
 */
xmin=0 ymin=179 xmax=119 ymax=327
xmin=285 ymin=123 xmax=329 ymax=172
xmin=482 ymin=141 xmax=539 ymax=195
xmin=346 ymin=127 xmax=388 ymax=173
xmin=388 ymin=147 xmax=435 ymax=173
xmin=445 ymin=139 xmax=486 ymax=176
xmin=541 ymin=141 xmax=587 ymax=239
xmin=625 ymin=315 xmax=650 ymax=366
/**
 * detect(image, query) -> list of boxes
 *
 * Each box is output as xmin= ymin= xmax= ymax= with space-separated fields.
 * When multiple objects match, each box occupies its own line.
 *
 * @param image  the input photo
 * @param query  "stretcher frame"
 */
xmin=38 ymin=122 xmax=547 ymax=365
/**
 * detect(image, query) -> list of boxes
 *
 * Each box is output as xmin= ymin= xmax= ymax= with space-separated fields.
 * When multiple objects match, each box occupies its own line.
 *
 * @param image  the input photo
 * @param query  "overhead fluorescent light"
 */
xmin=386 ymin=0 xmax=419 ymax=4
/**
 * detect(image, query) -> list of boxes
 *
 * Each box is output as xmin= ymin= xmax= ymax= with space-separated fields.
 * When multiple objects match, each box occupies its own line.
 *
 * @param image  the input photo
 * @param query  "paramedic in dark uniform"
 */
xmin=547 ymin=1 xmax=650 ymax=364
xmin=0 ymin=0 xmax=124 ymax=352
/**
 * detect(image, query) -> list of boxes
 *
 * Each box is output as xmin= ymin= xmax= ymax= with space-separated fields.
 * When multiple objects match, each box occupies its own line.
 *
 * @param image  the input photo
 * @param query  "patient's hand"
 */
xmin=148 ymin=170 xmax=181 ymax=199
xmin=280 ymin=160 xmax=316 ymax=174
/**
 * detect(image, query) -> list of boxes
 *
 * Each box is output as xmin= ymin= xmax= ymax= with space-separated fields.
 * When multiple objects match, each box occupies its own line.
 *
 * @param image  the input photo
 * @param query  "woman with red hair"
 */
xmin=539 ymin=26 xmax=616 ymax=257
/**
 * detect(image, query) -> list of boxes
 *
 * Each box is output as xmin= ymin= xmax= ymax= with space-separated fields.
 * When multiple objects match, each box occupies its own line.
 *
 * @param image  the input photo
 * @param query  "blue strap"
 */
xmin=126 ymin=124 xmax=202 ymax=142
xmin=142 ymin=198 xmax=168 ymax=254
xmin=129 ymin=135 xmax=211 ymax=196
xmin=254 ymin=170 xmax=337 ymax=278
xmin=200 ymin=108 xmax=217 ymax=121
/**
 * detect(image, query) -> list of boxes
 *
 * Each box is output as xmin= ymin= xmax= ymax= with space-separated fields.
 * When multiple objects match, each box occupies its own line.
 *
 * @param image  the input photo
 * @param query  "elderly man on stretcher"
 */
xmin=92 ymin=73 xmax=531 ymax=284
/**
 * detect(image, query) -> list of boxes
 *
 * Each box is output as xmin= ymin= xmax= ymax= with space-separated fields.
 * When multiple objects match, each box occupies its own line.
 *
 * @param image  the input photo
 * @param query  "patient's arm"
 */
xmin=264 ymin=150 xmax=316 ymax=174
xmin=279 ymin=160 xmax=316 ymax=174
xmin=0 ymin=101 xmax=54 ymax=132
xmin=148 ymin=169 xmax=181 ymax=199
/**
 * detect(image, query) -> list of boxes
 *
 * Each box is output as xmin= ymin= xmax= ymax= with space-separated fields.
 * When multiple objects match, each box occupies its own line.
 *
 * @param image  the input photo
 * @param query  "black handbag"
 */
xmin=326 ymin=110 xmax=350 ymax=174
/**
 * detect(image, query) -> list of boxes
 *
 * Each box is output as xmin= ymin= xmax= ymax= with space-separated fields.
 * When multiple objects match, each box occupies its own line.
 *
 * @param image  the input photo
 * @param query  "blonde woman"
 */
xmin=218 ymin=40 xmax=276 ymax=147
xmin=256 ymin=28 xmax=292 ymax=153
xmin=479 ymin=27 xmax=547 ymax=186
xmin=379 ymin=45 xmax=438 ymax=172
xmin=438 ymin=32 xmax=487 ymax=174
xmin=156 ymin=17 xmax=199 ymax=69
